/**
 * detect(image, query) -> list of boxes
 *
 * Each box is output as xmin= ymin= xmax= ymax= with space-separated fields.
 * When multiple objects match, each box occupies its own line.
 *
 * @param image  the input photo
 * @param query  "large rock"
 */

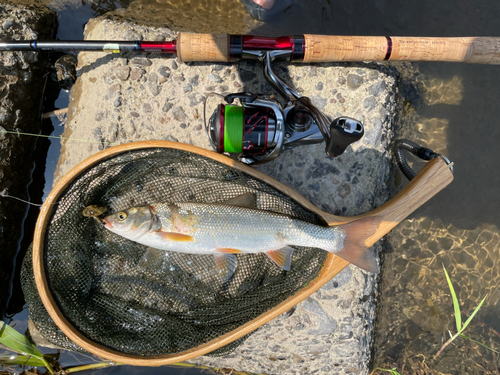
xmin=0 ymin=3 xmax=56 ymax=317
xmin=53 ymin=17 xmax=398 ymax=375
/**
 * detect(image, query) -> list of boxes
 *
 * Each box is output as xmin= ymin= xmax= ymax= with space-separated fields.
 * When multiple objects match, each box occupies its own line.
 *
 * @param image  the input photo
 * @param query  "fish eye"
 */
xmin=117 ymin=212 xmax=128 ymax=221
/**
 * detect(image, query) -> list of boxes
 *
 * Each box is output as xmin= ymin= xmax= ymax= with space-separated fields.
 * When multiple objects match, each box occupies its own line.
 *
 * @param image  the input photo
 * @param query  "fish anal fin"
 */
xmin=213 ymin=253 xmax=238 ymax=282
xmin=138 ymin=248 xmax=164 ymax=269
xmin=222 ymin=193 xmax=256 ymax=208
xmin=216 ymin=248 xmax=243 ymax=254
xmin=265 ymin=246 xmax=294 ymax=271
xmin=155 ymin=231 xmax=194 ymax=242
xmin=336 ymin=216 xmax=382 ymax=273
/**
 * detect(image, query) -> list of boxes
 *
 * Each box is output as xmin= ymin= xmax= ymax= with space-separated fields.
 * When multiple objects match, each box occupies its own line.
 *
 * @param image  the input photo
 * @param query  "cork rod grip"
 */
xmin=303 ymin=35 xmax=500 ymax=64
xmin=177 ymin=33 xmax=230 ymax=62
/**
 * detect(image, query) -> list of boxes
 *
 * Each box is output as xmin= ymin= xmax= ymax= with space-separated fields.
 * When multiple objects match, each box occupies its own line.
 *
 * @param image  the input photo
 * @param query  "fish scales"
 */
xmin=152 ymin=202 xmax=346 ymax=254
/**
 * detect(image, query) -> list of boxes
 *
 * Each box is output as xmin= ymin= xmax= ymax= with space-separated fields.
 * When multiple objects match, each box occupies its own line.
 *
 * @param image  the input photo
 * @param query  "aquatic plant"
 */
xmin=435 ymin=265 xmax=497 ymax=357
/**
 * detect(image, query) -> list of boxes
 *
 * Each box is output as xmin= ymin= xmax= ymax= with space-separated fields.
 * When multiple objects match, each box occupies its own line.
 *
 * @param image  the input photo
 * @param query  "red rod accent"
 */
xmin=242 ymin=35 xmax=294 ymax=50
xmin=139 ymin=41 xmax=177 ymax=53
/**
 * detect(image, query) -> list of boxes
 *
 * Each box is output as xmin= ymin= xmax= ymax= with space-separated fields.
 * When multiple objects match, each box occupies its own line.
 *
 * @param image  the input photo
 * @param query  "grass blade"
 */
xmin=0 ymin=321 xmax=43 ymax=358
xmin=0 ymin=321 xmax=54 ymax=374
xmin=460 ymin=293 xmax=488 ymax=333
xmin=459 ymin=333 xmax=499 ymax=353
xmin=443 ymin=265 xmax=462 ymax=331
xmin=0 ymin=354 xmax=47 ymax=367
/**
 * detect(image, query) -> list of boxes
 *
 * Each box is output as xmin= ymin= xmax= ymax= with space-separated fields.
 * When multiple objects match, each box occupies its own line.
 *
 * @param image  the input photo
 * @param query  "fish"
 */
xmin=102 ymin=193 xmax=381 ymax=281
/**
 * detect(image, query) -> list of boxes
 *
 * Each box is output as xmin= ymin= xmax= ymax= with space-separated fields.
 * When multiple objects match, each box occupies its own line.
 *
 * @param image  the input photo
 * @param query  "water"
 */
xmin=2 ymin=0 xmax=500 ymax=374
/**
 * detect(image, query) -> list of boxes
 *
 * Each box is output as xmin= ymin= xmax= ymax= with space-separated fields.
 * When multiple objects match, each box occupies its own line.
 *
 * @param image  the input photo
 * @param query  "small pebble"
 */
xmin=189 ymin=74 xmax=199 ymax=86
xmin=130 ymin=57 xmax=152 ymax=66
xmin=2 ymin=19 xmax=13 ymax=30
xmin=162 ymin=101 xmax=173 ymax=113
xmin=158 ymin=66 xmax=171 ymax=79
xmin=208 ymin=73 xmax=222 ymax=83
xmin=115 ymin=66 xmax=130 ymax=81
xmin=347 ymin=74 xmax=364 ymax=90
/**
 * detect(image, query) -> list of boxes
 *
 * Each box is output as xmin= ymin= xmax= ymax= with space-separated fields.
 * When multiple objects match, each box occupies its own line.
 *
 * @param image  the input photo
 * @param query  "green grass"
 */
xmin=435 ymin=264 xmax=497 ymax=357
xmin=0 ymin=321 xmax=54 ymax=373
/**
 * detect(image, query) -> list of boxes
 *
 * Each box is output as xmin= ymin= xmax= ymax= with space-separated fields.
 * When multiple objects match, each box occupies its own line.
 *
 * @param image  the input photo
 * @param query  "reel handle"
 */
xmin=292 ymin=97 xmax=364 ymax=157
xmin=325 ymin=117 xmax=364 ymax=157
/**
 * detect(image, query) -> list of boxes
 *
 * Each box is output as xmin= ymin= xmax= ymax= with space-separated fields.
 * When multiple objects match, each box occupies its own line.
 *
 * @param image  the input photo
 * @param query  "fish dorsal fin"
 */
xmin=265 ymin=246 xmax=294 ymax=271
xmin=213 ymin=253 xmax=238 ymax=282
xmin=335 ymin=216 xmax=381 ymax=273
xmin=222 ymin=193 xmax=256 ymax=208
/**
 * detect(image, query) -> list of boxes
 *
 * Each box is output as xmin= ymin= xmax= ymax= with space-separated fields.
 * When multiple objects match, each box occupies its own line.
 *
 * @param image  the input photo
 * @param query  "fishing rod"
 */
xmin=3 ymin=33 xmax=497 ymax=165
xmin=1 ymin=33 xmax=500 ymax=64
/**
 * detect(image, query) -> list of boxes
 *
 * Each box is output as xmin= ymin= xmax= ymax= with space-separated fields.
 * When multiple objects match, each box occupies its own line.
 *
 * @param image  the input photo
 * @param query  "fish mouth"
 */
xmin=103 ymin=218 xmax=114 ymax=229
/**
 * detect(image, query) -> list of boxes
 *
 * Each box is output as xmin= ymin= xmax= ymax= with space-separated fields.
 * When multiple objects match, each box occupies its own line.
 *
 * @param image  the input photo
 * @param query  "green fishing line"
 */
xmin=223 ymin=105 xmax=244 ymax=153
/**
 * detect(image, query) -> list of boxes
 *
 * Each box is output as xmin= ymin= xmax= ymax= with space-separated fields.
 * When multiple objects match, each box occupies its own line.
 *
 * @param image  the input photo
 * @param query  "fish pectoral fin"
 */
xmin=265 ymin=246 xmax=294 ymax=271
xmin=221 ymin=193 xmax=256 ymax=208
xmin=213 ymin=253 xmax=238 ymax=283
xmin=155 ymin=231 xmax=194 ymax=242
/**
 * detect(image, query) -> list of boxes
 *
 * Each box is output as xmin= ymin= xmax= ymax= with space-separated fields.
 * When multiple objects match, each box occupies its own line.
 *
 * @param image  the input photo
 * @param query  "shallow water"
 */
xmin=2 ymin=0 xmax=500 ymax=374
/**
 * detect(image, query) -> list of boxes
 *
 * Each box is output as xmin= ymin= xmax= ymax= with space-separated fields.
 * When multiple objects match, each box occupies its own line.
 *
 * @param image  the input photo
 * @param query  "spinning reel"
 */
xmin=206 ymin=51 xmax=364 ymax=165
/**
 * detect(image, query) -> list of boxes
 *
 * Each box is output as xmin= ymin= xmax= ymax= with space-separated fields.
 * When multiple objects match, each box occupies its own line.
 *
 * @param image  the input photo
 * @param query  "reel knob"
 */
xmin=325 ymin=117 xmax=364 ymax=157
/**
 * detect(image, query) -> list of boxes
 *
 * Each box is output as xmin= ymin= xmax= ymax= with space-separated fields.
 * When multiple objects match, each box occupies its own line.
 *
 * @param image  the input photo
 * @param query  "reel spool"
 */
xmin=210 ymin=103 xmax=278 ymax=155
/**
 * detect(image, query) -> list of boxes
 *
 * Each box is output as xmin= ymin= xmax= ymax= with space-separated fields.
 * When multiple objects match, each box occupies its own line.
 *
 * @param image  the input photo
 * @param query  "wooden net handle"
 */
xmin=177 ymin=33 xmax=500 ymax=64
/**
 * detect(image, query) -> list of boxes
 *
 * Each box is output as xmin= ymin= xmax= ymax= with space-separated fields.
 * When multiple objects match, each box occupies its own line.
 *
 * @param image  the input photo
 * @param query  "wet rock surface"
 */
xmin=0 ymin=3 xmax=56 ymax=317
xmin=51 ymin=17 xmax=398 ymax=375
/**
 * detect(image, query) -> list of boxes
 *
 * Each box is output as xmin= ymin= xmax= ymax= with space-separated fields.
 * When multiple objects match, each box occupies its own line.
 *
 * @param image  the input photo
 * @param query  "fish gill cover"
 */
xmin=21 ymin=147 xmax=327 ymax=356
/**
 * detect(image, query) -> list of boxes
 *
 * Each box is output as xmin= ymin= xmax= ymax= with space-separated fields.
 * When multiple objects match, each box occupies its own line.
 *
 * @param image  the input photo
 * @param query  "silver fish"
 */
xmin=103 ymin=193 xmax=380 ymax=280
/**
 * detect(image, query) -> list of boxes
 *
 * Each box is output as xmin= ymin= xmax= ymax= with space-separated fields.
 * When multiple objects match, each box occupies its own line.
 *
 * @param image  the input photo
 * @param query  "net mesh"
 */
xmin=21 ymin=147 xmax=327 ymax=356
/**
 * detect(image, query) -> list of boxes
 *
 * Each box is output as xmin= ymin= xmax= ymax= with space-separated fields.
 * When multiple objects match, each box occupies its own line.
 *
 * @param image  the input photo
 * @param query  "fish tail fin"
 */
xmin=335 ymin=216 xmax=382 ymax=273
